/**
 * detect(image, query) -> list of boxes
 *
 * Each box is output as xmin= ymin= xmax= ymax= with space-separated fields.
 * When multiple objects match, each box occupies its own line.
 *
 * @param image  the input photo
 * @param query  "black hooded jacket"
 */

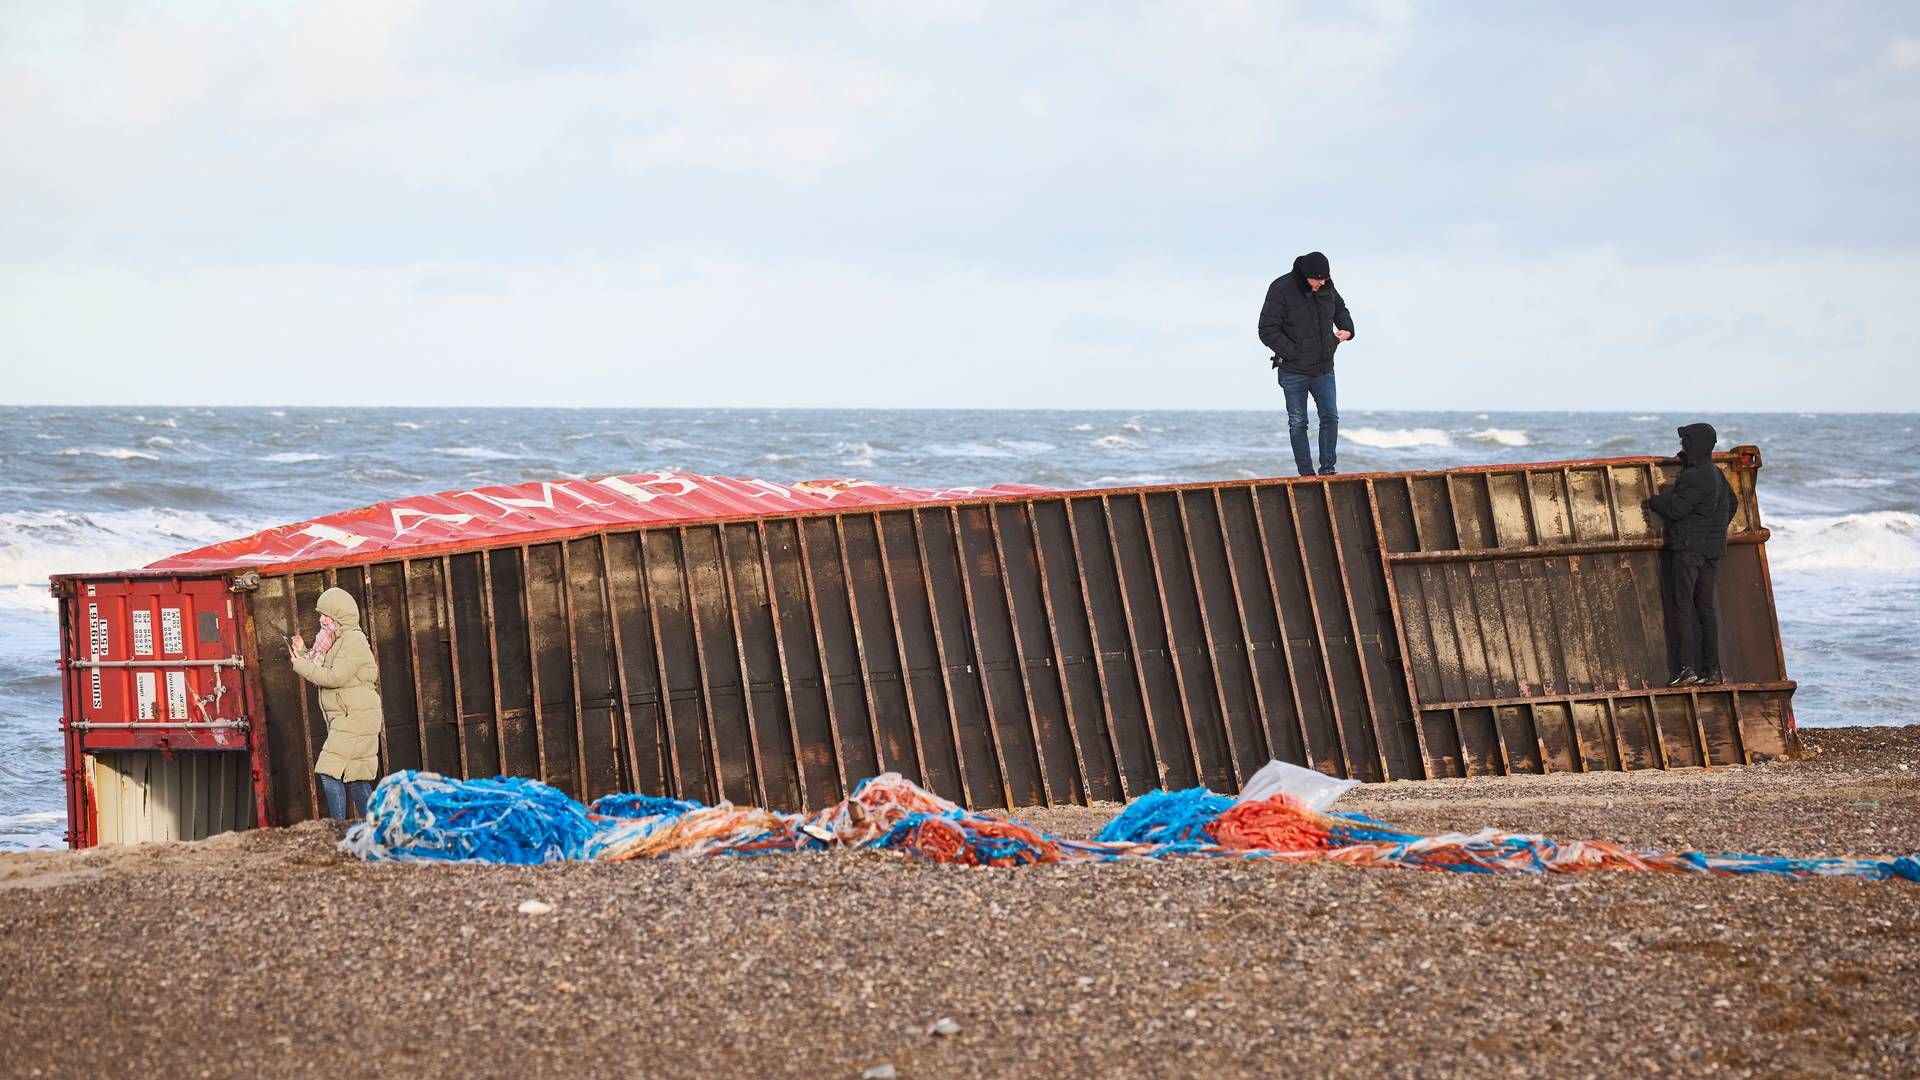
xmin=1648 ymin=423 xmax=1737 ymax=556
xmin=1258 ymin=252 xmax=1355 ymax=377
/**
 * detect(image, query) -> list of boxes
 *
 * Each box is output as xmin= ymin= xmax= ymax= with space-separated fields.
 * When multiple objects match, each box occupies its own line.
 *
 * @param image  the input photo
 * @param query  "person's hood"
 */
xmin=1677 ymin=423 xmax=1717 ymax=465
xmin=315 ymin=586 xmax=362 ymax=631
xmin=1293 ymin=251 xmax=1331 ymax=290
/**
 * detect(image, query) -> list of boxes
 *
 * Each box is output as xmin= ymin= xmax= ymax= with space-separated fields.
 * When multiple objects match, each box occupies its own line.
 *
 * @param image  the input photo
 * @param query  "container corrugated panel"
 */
xmin=57 ymin=453 xmax=1800 ymax=837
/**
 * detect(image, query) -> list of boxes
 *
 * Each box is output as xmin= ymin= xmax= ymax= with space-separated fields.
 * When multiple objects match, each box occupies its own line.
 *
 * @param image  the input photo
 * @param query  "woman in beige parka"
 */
xmin=289 ymin=586 xmax=383 ymax=819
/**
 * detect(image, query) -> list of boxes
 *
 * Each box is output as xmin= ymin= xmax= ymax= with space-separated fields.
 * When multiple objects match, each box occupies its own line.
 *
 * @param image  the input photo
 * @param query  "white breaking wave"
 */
xmin=1805 ymin=477 xmax=1897 ymax=489
xmin=1091 ymin=434 xmax=1144 ymax=450
xmin=1089 ymin=474 xmax=1173 ymax=487
xmin=0 ymin=810 xmax=65 ymax=851
xmin=833 ymin=440 xmax=884 ymax=465
xmin=1070 ymin=423 xmax=1094 ymax=432
xmin=435 ymin=445 xmax=519 ymax=460
xmin=149 ymin=417 xmax=178 ymax=428
xmin=394 ymin=421 xmax=425 ymax=430
xmin=55 ymin=447 xmax=160 ymax=461
xmin=643 ymin=437 xmax=695 ymax=451
xmin=0 ymin=508 xmax=264 ymax=613
xmin=1466 ymin=427 xmax=1532 ymax=447
xmin=926 ymin=441 xmax=1016 ymax=458
xmin=259 ymin=451 xmax=330 ymax=464
xmin=1342 ymin=427 xmax=1452 ymax=449
xmin=1768 ymin=512 xmax=1920 ymax=574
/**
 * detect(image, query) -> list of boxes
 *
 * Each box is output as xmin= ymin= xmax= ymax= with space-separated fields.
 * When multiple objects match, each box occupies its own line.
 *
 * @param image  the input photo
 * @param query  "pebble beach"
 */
xmin=3 ymin=725 xmax=1916 ymax=1079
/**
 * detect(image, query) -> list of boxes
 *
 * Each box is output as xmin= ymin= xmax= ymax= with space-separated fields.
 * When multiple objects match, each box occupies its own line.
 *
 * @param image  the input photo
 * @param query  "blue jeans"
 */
xmin=1278 ymin=370 xmax=1338 ymax=476
xmin=319 ymin=774 xmax=373 ymax=820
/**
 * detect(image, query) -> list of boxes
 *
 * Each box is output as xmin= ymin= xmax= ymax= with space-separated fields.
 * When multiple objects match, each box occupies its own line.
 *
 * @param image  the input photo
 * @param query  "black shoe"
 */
xmin=1696 ymin=669 xmax=1723 ymax=685
xmin=1668 ymin=668 xmax=1702 ymax=687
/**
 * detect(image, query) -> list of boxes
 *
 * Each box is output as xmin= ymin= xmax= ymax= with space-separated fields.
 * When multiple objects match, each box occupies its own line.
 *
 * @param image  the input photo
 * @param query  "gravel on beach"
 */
xmin=2 ymin=726 xmax=1917 ymax=1079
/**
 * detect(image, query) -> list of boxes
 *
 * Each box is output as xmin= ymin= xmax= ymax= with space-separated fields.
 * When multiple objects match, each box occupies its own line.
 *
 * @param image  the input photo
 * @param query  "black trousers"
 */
xmin=1663 ymin=550 xmax=1721 ymax=673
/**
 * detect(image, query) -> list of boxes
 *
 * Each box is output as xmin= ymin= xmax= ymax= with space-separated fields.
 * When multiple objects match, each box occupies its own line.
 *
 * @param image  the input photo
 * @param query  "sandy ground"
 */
xmin=2 ymin=726 xmax=1916 ymax=1080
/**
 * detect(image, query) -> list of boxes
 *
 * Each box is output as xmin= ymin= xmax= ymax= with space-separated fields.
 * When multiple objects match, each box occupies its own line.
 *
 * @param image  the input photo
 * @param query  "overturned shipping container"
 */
xmin=53 ymin=451 xmax=1800 ymax=847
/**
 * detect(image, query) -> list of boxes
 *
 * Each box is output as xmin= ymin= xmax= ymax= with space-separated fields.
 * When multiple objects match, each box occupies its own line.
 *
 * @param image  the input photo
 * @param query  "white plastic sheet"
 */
xmin=1235 ymin=759 xmax=1359 ymax=813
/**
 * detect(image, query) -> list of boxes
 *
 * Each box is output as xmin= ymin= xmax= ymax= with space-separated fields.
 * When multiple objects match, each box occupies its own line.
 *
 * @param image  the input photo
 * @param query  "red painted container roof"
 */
xmin=145 ymin=472 xmax=1049 ymax=575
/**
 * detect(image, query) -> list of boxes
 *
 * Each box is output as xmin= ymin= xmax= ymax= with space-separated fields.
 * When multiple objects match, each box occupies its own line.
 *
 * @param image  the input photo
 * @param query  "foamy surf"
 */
xmin=1466 ymin=428 xmax=1532 ymax=447
xmin=1342 ymin=427 xmax=1452 ymax=449
xmin=1767 ymin=511 xmax=1920 ymax=574
xmin=0 ymin=809 xmax=65 ymax=850
xmin=0 ymin=508 xmax=268 ymax=613
xmin=1806 ymin=478 xmax=1898 ymax=489
xmin=55 ymin=447 xmax=160 ymax=461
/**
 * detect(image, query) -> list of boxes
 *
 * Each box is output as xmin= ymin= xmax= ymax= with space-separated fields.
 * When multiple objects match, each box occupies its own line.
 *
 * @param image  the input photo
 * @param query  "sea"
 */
xmin=2 ymin=406 xmax=1916 ymax=849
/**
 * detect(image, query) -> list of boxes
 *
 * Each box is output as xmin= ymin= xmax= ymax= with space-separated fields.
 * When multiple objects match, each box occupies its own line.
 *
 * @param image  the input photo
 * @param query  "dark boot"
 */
xmin=1668 ymin=668 xmax=1701 ymax=687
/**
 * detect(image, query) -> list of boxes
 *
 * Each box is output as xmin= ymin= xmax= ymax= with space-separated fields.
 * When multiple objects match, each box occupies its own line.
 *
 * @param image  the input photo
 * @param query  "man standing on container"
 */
xmin=1259 ymin=251 xmax=1355 ymax=476
xmin=1648 ymin=423 xmax=1738 ymax=686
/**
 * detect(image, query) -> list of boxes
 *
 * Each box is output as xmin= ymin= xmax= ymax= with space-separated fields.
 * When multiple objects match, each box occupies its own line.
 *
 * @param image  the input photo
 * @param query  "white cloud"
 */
xmin=0 ymin=3 xmax=1916 ymax=409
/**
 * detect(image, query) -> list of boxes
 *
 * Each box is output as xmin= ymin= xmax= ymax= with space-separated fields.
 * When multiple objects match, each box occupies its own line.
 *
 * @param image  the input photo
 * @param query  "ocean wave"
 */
xmin=1631 ymin=415 xmax=1661 ymax=422
xmin=0 ymin=586 xmax=57 ymax=614
xmin=832 ymin=441 xmax=888 ymax=465
xmin=55 ymin=447 xmax=160 ymax=462
xmin=1342 ymin=427 xmax=1451 ymax=449
xmin=1767 ymin=511 xmax=1920 ymax=574
xmin=0 ymin=508 xmax=264 ymax=599
xmin=149 ymin=417 xmax=178 ymax=428
xmin=1070 ymin=423 xmax=1093 ymax=432
xmin=394 ymin=421 xmax=425 ymax=430
xmin=925 ymin=441 xmax=1014 ymax=458
xmin=259 ymin=451 xmax=331 ymax=464
xmin=344 ymin=466 xmax=428 ymax=483
xmin=0 ymin=810 xmax=65 ymax=851
xmin=925 ymin=439 xmax=1056 ymax=458
xmin=1805 ymin=477 xmax=1897 ymax=489
xmin=1087 ymin=474 xmax=1174 ymax=487
xmin=1091 ymin=434 xmax=1144 ymax=450
xmin=435 ymin=446 xmax=520 ymax=461
xmin=1120 ymin=417 xmax=1145 ymax=434
xmin=643 ymin=437 xmax=694 ymax=451
xmin=1465 ymin=427 xmax=1531 ymax=447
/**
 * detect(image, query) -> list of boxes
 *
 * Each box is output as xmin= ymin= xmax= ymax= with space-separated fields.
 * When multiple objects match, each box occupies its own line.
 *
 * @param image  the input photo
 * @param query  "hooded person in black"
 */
xmin=1258 ymin=251 xmax=1354 ymax=476
xmin=1647 ymin=423 xmax=1738 ymax=685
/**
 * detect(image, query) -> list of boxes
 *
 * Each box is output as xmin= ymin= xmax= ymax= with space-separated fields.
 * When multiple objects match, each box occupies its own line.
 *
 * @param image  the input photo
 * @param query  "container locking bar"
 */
xmin=69 ymin=719 xmax=251 ymax=732
xmin=69 ymin=657 xmax=246 ymax=671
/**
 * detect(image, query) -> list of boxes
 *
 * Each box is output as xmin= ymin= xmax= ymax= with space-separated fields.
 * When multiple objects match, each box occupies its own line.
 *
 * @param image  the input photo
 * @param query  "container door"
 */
xmin=60 ymin=576 xmax=264 ymax=848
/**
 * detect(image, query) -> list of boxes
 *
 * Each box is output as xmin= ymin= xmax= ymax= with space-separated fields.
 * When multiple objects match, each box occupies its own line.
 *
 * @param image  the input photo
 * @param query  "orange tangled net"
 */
xmin=1206 ymin=795 xmax=1331 ymax=853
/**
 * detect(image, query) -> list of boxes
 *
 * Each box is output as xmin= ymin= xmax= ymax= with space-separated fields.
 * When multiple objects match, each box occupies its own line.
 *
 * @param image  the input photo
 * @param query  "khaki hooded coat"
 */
xmin=291 ymin=587 xmax=383 ymax=782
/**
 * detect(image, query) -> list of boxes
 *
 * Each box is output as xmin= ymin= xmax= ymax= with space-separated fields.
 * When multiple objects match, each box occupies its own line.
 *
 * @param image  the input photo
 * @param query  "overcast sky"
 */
xmin=3 ymin=1 xmax=1917 ymax=410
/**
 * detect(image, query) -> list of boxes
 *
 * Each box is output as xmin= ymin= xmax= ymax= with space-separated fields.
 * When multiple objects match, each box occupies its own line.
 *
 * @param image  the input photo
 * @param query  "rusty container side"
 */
xmin=241 ymin=448 xmax=1799 ymax=819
